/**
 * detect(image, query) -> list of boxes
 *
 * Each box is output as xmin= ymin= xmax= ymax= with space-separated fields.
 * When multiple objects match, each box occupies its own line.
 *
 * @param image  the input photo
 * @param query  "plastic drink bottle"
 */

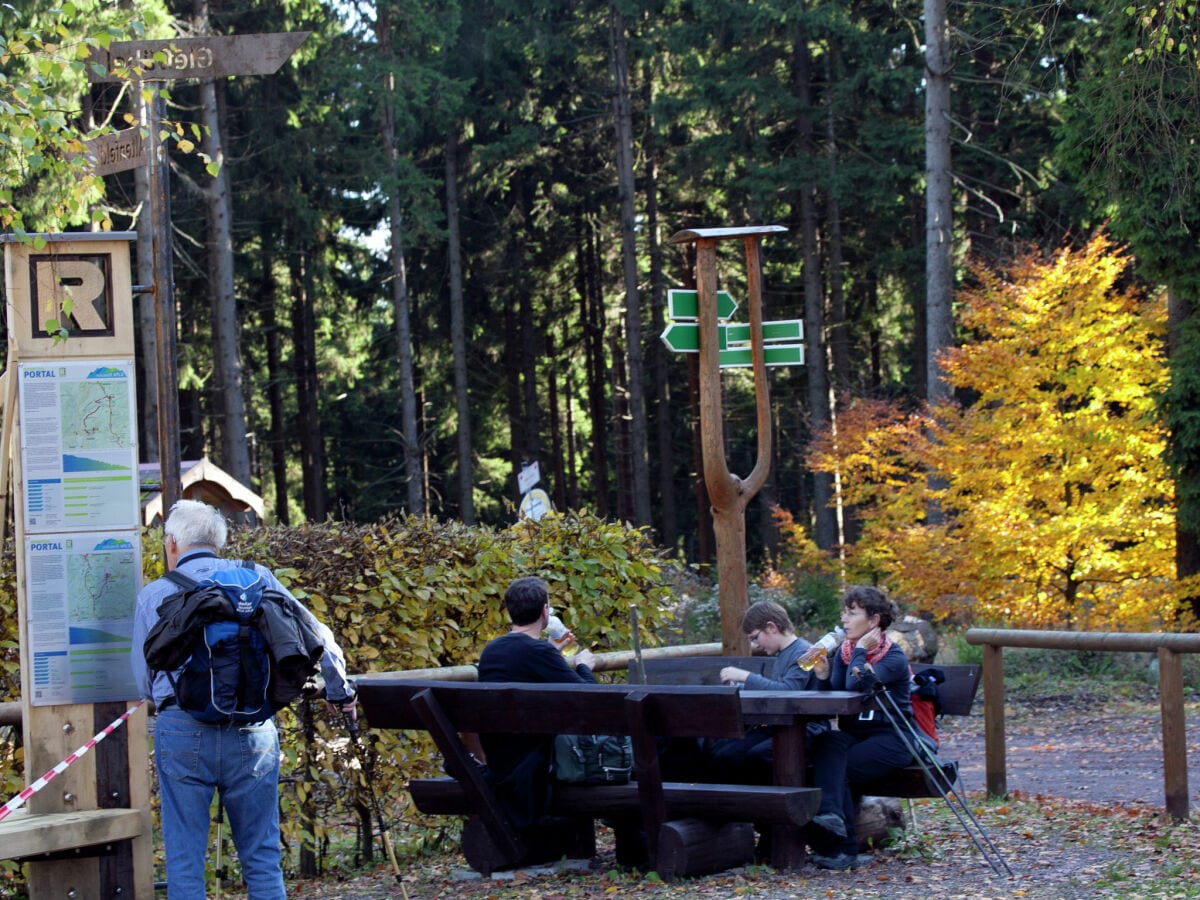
xmin=798 ymin=628 xmax=845 ymax=670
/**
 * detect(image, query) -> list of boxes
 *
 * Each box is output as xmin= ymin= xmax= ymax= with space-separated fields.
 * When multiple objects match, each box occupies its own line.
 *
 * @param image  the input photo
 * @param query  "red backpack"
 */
xmin=910 ymin=667 xmax=945 ymax=750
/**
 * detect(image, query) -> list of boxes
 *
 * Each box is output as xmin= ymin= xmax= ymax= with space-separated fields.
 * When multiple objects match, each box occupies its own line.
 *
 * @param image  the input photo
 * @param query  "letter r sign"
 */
xmin=32 ymin=254 xmax=114 ymax=337
xmin=3 ymin=233 xmax=136 ymax=358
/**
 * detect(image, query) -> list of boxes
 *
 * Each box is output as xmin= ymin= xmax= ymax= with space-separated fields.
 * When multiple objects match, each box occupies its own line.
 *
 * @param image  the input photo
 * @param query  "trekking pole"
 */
xmin=342 ymin=711 xmax=410 ymax=900
xmin=213 ymin=792 xmax=226 ymax=900
xmin=862 ymin=667 xmax=1013 ymax=877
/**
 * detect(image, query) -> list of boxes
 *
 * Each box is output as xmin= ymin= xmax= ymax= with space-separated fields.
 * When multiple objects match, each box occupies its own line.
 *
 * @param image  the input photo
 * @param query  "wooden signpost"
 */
xmin=84 ymin=30 xmax=310 ymax=513
xmin=0 ymin=31 xmax=312 ymax=898
xmin=665 ymin=225 xmax=794 ymax=654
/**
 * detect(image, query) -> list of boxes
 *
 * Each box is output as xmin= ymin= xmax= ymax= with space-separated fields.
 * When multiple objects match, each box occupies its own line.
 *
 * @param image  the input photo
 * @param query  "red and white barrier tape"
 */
xmin=0 ymin=699 xmax=145 ymax=823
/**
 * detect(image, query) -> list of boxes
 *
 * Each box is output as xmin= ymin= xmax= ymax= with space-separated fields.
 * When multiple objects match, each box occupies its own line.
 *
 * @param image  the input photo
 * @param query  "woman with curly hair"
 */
xmin=806 ymin=585 xmax=914 ymax=870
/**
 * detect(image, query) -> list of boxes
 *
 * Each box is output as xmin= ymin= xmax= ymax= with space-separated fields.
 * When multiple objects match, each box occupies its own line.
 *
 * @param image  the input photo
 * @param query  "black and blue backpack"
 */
xmin=144 ymin=561 xmax=324 ymax=724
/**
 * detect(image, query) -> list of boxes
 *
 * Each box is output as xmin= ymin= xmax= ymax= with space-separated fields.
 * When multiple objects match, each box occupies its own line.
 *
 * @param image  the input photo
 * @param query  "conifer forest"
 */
xmin=4 ymin=0 xmax=1200 ymax=626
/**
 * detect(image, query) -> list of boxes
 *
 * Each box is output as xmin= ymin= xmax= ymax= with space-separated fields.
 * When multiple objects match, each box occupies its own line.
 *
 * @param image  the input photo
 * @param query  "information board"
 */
xmin=24 ymin=530 xmax=141 ymax=705
xmin=18 ymin=360 xmax=140 ymax=534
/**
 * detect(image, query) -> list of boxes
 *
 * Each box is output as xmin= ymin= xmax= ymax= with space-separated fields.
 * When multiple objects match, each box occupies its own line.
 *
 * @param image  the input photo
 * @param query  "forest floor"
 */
xmin=232 ymin=674 xmax=1200 ymax=900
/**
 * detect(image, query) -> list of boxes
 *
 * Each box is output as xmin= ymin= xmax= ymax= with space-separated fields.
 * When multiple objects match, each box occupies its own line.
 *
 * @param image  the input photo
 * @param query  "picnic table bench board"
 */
xmin=355 ymin=678 xmax=823 ymax=879
xmin=630 ymin=657 xmax=981 ymax=799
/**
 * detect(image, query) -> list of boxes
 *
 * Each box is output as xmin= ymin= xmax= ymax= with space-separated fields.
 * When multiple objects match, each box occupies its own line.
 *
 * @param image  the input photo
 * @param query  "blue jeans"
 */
xmin=155 ymin=709 xmax=286 ymax=899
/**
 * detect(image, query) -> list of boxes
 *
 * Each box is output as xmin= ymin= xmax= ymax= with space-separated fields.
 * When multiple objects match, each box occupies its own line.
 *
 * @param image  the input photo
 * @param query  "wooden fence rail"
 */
xmin=964 ymin=628 xmax=1200 ymax=820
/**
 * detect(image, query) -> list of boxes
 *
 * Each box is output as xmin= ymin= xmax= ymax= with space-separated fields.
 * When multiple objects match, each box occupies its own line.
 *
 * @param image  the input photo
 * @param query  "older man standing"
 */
xmin=131 ymin=499 xmax=356 ymax=899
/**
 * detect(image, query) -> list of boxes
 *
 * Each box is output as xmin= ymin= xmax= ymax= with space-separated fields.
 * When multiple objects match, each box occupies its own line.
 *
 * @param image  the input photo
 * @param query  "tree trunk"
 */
xmin=445 ymin=129 xmax=475 ymax=523
xmin=378 ymin=7 xmax=423 ymax=515
xmin=610 ymin=4 xmax=651 ymax=528
xmin=583 ymin=224 xmax=609 ymax=518
xmin=290 ymin=248 xmax=326 ymax=521
xmin=642 ymin=61 xmax=676 ymax=549
xmin=548 ymin=332 xmax=566 ymax=511
xmin=824 ymin=57 xmax=850 ymax=396
xmin=824 ymin=64 xmax=849 ymax=553
xmin=925 ymin=0 xmax=954 ymax=406
xmin=611 ymin=332 xmax=633 ymax=522
xmin=564 ymin=322 xmax=580 ymax=508
xmin=258 ymin=225 xmax=289 ymax=524
xmin=793 ymin=18 xmax=837 ymax=550
xmin=133 ymin=144 xmax=159 ymax=464
xmin=520 ymin=280 xmax=539 ymax=468
xmin=505 ymin=291 xmax=523 ymax=496
xmin=195 ymin=1 xmax=251 ymax=491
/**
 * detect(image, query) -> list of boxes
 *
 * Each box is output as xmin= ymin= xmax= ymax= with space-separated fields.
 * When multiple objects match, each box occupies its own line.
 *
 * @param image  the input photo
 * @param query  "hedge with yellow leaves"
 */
xmin=0 ymin=510 xmax=674 ymax=880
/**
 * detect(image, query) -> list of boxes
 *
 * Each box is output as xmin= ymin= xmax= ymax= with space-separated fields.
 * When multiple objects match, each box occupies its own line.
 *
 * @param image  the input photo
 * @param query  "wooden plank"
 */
xmin=410 ymin=778 xmax=821 ymax=826
xmin=94 ymin=701 xmax=132 ymax=894
xmin=668 ymin=225 xmax=789 ymax=244
xmin=1159 ymin=647 xmax=1188 ymax=820
xmin=858 ymin=760 xmax=959 ymax=799
xmin=0 ymin=810 xmax=144 ymax=860
xmin=982 ymin=644 xmax=1007 ymax=798
xmin=358 ymin=680 xmax=746 ymax=738
xmin=737 ymin=690 xmax=865 ymax=725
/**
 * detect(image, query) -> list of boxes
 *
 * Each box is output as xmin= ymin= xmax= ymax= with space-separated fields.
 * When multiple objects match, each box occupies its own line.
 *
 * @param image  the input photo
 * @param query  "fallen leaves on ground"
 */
xmin=223 ymin=681 xmax=1200 ymax=900
xmin=260 ymin=794 xmax=1200 ymax=900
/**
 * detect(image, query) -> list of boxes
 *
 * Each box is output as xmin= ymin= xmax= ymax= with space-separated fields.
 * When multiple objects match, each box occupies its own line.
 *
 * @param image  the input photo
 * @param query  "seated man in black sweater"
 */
xmin=476 ymin=576 xmax=597 ymax=830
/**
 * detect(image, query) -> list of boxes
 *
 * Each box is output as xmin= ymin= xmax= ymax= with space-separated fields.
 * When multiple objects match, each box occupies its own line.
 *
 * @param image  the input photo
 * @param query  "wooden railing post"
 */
xmin=1158 ymin=647 xmax=1189 ymax=820
xmin=981 ymin=643 xmax=1007 ymax=798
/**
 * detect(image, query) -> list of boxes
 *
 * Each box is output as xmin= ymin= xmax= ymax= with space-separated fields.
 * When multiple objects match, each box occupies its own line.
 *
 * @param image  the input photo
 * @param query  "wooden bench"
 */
xmin=856 ymin=663 xmax=981 ymax=798
xmin=631 ymin=656 xmax=982 ymax=799
xmin=355 ymin=677 xmax=823 ymax=879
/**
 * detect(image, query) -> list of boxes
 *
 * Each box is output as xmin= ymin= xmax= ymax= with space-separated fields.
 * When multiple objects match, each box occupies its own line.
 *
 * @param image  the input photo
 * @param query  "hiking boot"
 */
xmin=812 ymin=812 xmax=847 ymax=839
xmin=811 ymin=852 xmax=871 ymax=871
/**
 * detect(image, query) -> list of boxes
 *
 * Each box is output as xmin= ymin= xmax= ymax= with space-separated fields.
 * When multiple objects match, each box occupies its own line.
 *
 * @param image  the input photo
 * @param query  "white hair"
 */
xmin=164 ymin=499 xmax=227 ymax=550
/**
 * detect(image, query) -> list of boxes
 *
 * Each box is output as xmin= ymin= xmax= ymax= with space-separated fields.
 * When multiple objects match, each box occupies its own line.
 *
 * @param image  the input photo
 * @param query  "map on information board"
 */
xmin=25 ymin=531 xmax=141 ymax=705
xmin=18 ymin=360 xmax=140 ymax=533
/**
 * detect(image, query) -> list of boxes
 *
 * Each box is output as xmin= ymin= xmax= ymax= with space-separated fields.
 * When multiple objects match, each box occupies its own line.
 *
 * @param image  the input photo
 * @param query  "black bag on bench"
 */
xmin=553 ymin=733 xmax=633 ymax=784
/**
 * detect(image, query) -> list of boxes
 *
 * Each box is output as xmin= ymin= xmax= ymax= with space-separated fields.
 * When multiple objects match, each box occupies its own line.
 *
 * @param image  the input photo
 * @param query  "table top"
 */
xmin=738 ymin=689 xmax=866 ymax=725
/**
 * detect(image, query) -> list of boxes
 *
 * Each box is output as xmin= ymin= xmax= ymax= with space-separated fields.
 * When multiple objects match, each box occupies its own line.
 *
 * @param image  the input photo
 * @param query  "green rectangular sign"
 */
xmin=723 ymin=319 xmax=804 ymax=344
xmin=718 ymin=345 xmax=804 ymax=368
xmin=667 ymin=288 xmax=738 ymax=320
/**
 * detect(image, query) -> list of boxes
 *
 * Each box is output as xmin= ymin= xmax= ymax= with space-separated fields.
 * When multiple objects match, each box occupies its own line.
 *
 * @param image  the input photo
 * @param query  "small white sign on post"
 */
xmin=518 ymin=461 xmax=540 ymax=495
xmin=520 ymin=488 xmax=552 ymax=522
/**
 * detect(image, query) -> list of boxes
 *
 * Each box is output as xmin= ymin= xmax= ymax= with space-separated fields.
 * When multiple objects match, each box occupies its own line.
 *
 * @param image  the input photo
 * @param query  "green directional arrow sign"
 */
xmin=660 ymin=322 xmax=730 ymax=352
xmin=662 ymin=319 xmax=805 ymax=355
xmin=718 ymin=344 xmax=805 ymax=368
xmin=667 ymin=288 xmax=738 ymax=320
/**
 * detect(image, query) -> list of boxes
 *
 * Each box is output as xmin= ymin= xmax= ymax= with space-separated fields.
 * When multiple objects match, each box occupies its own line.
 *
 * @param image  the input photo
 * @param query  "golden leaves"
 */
xmin=811 ymin=233 xmax=1176 ymax=628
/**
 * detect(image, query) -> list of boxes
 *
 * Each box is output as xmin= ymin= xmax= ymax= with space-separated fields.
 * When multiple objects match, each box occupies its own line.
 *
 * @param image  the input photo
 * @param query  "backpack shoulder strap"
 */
xmin=164 ymin=570 xmax=198 ymax=591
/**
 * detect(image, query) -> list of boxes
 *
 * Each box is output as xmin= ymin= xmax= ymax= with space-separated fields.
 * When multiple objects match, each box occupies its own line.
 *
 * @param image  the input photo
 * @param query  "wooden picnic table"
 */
xmin=357 ymin=674 xmax=867 ymax=873
xmin=736 ymin=689 xmax=866 ymax=868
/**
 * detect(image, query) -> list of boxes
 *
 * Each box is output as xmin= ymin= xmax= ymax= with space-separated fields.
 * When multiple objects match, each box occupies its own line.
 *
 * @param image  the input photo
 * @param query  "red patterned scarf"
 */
xmin=840 ymin=632 xmax=893 ymax=667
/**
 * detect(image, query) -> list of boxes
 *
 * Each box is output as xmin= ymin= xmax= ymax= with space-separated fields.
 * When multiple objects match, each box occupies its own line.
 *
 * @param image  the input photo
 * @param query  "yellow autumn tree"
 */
xmin=811 ymin=234 xmax=1177 ymax=629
